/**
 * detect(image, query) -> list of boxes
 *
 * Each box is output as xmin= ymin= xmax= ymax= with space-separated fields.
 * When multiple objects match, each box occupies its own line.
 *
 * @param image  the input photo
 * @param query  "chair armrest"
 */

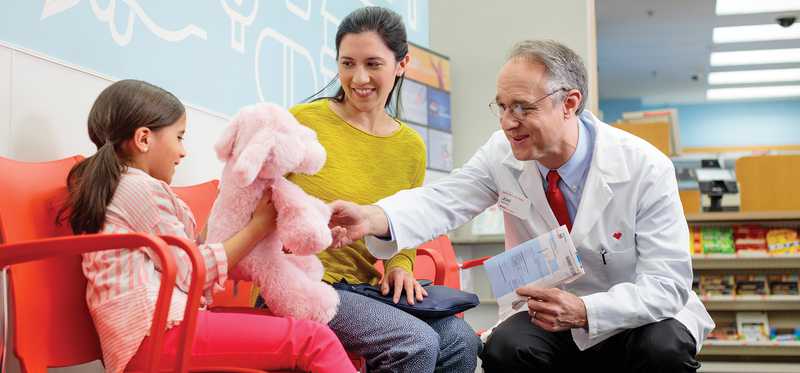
xmin=459 ymin=256 xmax=491 ymax=270
xmin=189 ymin=368 xmax=266 ymax=373
xmin=0 ymin=233 xmax=176 ymax=373
xmin=158 ymin=236 xmax=206 ymax=373
xmin=416 ymin=247 xmax=446 ymax=285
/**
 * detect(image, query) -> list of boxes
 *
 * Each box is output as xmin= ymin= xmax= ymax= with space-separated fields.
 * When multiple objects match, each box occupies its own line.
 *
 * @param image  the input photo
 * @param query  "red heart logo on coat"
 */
xmin=612 ymin=231 xmax=622 ymax=240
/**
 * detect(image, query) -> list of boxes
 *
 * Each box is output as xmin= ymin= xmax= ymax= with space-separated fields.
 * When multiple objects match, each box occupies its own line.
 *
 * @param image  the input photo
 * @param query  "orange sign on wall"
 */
xmin=406 ymin=44 xmax=451 ymax=92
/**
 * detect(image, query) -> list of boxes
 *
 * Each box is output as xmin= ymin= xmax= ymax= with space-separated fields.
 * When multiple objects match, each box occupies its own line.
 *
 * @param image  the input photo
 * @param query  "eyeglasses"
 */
xmin=489 ymin=88 xmax=569 ymax=121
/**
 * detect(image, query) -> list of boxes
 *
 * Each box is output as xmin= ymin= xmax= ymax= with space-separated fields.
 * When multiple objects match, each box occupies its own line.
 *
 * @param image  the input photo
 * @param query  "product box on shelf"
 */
xmin=736 ymin=312 xmax=770 ymax=342
xmin=700 ymin=274 xmax=735 ymax=295
xmin=734 ymin=274 xmax=770 ymax=295
xmin=707 ymin=321 xmax=738 ymax=341
xmin=768 ymin=274 xmax=799 ymax=295
xmin=770 ymin=327 xmax=800 ymax=342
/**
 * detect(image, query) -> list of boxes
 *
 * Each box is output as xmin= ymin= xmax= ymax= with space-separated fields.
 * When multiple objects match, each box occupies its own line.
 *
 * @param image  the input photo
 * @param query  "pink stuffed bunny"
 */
xmin=207 ymin=102 xmax=338 ymax=323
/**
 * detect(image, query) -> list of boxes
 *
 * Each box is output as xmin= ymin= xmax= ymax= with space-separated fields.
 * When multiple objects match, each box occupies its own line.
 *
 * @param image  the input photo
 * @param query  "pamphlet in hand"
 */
xmin=483 ymin=225 xmax=585 ymax=320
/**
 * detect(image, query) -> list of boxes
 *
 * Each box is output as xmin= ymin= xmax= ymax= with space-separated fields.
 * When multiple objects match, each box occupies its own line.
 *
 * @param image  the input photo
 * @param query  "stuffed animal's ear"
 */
xmin=294 ymin=126 xmax=327 ymax=174
xmin=215 ymin=120 xmax=239 ymax=161
xmin=232 ymin=130 xmax=276 ymax=187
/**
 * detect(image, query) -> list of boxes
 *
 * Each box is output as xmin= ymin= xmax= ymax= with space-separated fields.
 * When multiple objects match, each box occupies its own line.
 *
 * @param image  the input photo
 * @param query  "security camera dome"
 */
xmin=777 ymin=16 xmax=796 ymax=28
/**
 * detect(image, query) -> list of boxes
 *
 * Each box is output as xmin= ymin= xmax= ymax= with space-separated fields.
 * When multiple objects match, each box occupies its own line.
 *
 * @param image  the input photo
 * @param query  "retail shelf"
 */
xmin=692 ymin=253 xmax=800 ymax=269
xmin=700 ymin=295 xmax=800 ymax=311
xmin=686 ymin=211 xmax=800 ymax=224
xmin=700 ymin=340 xmax=800 ymax=356
xmin=699 ymin=362 xmax=800 ymax=373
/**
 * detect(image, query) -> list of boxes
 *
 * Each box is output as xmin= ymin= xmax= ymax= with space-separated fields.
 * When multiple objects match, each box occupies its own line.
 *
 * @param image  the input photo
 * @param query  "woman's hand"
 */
xmin=380 ymin=267 xmax=428 ymax=304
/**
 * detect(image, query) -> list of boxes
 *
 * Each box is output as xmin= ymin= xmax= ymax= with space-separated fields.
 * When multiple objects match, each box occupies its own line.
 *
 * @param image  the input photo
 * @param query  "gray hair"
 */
xmin=507 ymin=40 xmax=588 ymax=115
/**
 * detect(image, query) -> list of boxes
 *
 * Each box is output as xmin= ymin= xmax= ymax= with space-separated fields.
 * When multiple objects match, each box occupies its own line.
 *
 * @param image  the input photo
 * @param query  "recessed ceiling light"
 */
xmin=707 ymin=85 xmax=800 ymax=100
xmin=708 ymin=68 xmax=800 ymax=84
xmin=713 ymin=24 xmax=800 ymax=43
xmin=716 ymin=0 xmax=800 ymax=15
xmin=710 ymin=48 xmax=800 ymax=66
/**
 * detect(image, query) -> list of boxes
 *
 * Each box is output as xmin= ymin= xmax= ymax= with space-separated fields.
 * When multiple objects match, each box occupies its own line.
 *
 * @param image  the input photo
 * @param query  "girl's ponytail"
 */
xmin=62 ymin=141 xmax=123 ymax=234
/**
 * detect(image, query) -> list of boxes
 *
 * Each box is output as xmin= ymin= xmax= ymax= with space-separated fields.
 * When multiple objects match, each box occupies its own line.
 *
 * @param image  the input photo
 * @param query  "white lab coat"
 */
xmin=371 ymin=111 xmax=714 ymax=351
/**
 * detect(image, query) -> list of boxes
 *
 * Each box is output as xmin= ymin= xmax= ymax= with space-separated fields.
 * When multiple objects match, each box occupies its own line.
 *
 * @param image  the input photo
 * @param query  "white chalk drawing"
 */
xmin=221 ymin=0 xmax=259 ymax=53
xmin=22 ymin=0 xmax=428 ymax=114
xmin=59 ymin=0 xmax=210 ymax=46
xmin=286 ymin=0 xmax=311 ymax=21
xmin=406 ymin=0 xmax=417 ymax=31
xmin=255 ymin=27 xmax=318 ymax=107
xmin=319 ymin=0 xmax=340 ymax=84
xmin=40 ymin=0 xmax=80 ymax=19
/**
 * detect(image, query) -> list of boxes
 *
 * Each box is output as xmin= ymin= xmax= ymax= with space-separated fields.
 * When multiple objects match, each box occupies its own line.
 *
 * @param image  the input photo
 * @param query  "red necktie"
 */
xmin=546 ymin=170 xmax=572 ymax=232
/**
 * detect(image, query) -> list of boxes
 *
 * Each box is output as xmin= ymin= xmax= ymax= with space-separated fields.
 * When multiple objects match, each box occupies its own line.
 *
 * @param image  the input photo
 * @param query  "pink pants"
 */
xmin=127 ymin=310 xmax=356 ymax=373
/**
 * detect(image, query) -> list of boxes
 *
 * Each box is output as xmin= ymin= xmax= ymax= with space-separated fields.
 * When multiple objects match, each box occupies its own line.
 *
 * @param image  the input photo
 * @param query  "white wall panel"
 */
xmin=172 ymin=107 xmax=228 ymax=186
xmin=9 ymin=51 xmax=108 ymax=161
xmin=0 ymin=46 xmax=11 ymax=157
xmin=3 ymin=45 xmax=229 ymax=185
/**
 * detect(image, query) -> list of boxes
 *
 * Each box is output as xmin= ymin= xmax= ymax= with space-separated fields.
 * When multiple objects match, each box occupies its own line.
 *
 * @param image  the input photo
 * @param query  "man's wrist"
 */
xmin=579 ymin=297 xmax=589 ymax=330
xmin=365 ymin=205 xmax=390 ymax=238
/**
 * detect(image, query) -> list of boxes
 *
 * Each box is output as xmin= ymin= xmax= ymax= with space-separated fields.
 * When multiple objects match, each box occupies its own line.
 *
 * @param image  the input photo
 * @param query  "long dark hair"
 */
xmin=308 ymin=6 xmax=408 ymax=116
xmin=58 ymin=79 xmax=184 ymax=234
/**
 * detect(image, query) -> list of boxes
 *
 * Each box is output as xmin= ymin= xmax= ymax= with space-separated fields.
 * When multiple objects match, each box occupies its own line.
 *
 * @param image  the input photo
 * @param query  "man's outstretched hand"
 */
xmin=328 ymin=200 xmax=374 ymax=247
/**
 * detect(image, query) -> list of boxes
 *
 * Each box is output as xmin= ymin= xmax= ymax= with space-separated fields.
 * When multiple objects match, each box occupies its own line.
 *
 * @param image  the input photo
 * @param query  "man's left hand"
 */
xmin=516 ymin=286 xmax=588 ymax=332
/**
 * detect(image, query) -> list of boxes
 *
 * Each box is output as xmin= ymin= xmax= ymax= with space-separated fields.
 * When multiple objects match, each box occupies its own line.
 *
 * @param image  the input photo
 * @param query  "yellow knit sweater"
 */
xmin=289 ymin=99 xmax=427 ymax=285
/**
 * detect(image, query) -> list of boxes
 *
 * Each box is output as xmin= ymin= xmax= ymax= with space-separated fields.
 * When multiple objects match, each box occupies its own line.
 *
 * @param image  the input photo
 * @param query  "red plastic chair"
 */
xmin=173 ymin=180 xmax=219 ymax=230
xmin=0 ymin=156 xmax=180 ymax=372
xmin=0 ymin=234 xmax=178 ymax=373
xmin=0 ymin=157 xmax=268 ymax=373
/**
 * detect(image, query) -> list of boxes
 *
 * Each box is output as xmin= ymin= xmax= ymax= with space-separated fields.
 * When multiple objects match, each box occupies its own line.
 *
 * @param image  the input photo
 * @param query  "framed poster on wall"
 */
xmin=401 ymin=42 xmax=452 ymax=172
xmin=427 ymin=129 xmax=453 ymax=172
xmin=406 ymin=44 xmax=451 ymax=92
xmin=400 ymin=79 xmax=429 ymax=125
xmin=427 ymin=87 xmax=451 ymax=132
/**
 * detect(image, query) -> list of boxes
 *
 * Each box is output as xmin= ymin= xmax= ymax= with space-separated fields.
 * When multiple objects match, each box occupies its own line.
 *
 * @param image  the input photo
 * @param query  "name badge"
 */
xmin=498 ymin=191 xmax=531 ymax=220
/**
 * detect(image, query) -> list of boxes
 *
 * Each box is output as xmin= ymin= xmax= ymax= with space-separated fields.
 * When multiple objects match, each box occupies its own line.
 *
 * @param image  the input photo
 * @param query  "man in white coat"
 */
xmin=328 ymin=40 xmax=714 ymax=372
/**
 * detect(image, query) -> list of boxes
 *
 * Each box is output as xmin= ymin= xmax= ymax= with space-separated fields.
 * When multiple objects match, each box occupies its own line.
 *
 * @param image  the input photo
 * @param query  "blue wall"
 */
xmin=0 ymin=1 xmax=429 ymax=116
xmin=600 ymin=98 xmax=800 ymax=148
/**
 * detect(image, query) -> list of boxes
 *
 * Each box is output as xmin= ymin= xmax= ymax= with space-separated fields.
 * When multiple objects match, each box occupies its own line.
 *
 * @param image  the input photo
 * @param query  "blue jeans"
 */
xmin=329 ymin=289 xmax=481 ymax=373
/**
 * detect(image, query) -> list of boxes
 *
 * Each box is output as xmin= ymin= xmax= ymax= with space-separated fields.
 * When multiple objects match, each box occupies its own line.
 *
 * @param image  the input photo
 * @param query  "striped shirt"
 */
xmin=82 ymin=167 xmax=227 ymax=373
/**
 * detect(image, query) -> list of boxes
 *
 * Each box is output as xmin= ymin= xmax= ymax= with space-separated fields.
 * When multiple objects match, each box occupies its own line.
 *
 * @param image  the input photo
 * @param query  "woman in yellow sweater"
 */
xmin=262 ymin=6 xmax=480 ymax=373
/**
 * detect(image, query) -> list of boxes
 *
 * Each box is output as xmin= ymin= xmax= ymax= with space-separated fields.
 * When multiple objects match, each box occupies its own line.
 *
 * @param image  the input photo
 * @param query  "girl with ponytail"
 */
xmin=62 ymin=79 xmax=354 ymax=373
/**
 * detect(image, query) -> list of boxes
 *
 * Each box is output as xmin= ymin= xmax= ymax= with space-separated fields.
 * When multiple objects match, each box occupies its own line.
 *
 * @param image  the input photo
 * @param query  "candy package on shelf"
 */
xmin=702 ymin=227 xmax=734 ymax=254
xmin=689 ymin=226 xmax=703 ymax=254
xmin=733 ymin=225 xmax=768 ymax=253
xmin=767 ymin=228 xmax=800 ymax=255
